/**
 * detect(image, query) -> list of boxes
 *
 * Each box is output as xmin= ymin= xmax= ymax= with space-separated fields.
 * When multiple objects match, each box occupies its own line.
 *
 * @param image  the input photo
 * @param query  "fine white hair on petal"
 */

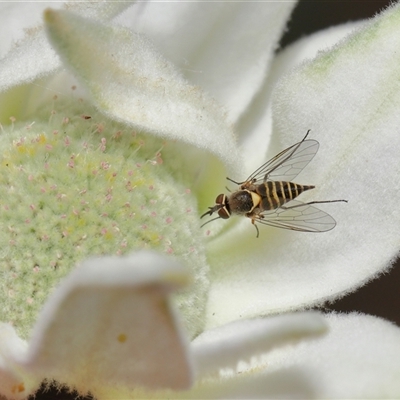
xmin=269 ymin=21 xmax=365 ymax=99
xmin=43 ymin=8 xmax=242 ymax=175
xmin=0 ymin=3 xmax=130 ymax=93
xmin=0 ymin=2 xmax=55 ymax=58
xmin=183 ymin=367 xmax=317 ymax=399
xmin=116 ymin=2 xmax=296 ymax=125
xmin=191 ymin=312 xmax=327 ymax=378
xmin=264 ymin=313 xmax=400 ymax=398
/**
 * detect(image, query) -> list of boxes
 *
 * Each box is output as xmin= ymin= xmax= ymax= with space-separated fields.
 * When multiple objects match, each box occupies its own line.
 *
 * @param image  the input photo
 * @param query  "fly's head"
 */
xmin=200 ymin=194 xmax=231 ymax=228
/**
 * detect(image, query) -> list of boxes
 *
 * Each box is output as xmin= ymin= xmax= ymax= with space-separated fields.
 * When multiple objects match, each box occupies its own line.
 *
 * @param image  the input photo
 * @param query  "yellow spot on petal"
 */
xmin=117 ymin=333 xmax=127 ymax=343
xmin=11 ymin=382 xmax=25 ymax=393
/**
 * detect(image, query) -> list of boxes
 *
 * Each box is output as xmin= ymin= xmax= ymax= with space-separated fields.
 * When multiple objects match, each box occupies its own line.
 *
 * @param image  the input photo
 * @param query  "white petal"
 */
xmin=22 ymin=251 xmax=193 ymax=392
xmin=0 ymin=3 xmax=129 ymax=93
xmin=237 ymin=21 xmax=364 ymax=181
xmin=271 ymin=22 xmax=365 ymax=81
xmin=43 ymin=9 xmax=241 ymax=174
xmin=93 ymin=314 xmax=325 ymax=399
xmin=204 ymin=4 xmax=400 ymax=329
xmin=265 ymin=313 xmax=400 ymax=398
xmin=118 ymin=2 xmax=296 ymax=123
xmin=0 ymin=2 xmax=54 ymax=58
xmin=191 ymin=312 xmax=326 ymax=378
xmin=0 ymin=323 xmax=40 ymax=400
xmin=184 ymin=368 xmax=318 ymax=399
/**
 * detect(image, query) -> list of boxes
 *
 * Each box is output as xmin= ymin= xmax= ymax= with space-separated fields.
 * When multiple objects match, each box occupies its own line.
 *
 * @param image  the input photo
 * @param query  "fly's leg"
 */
xmin=226 ymin=177 xmax=243 ymax=185
xmin=226 ymin=177 xmax=257 ymax=188
xmin=247 ymin=212 xmax=263 ymax=238
xmin=280 ymin=199 xmax=348 ymax=210
xmin=252 ymin=219 xmax=260 ymax=238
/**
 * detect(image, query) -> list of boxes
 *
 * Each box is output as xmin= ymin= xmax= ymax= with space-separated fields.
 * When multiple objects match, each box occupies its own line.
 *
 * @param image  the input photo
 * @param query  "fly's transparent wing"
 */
xmin=255 ymin=200 xmax=336 ymax=232
xmin=246 ymin=139 xmax=319 ymax=184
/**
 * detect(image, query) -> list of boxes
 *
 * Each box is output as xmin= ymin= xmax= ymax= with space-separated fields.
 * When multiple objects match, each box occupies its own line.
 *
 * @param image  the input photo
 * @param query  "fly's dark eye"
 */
xmin=218 ymin=207 xmax=230 ymax=219
xmin=215 ymin=194 xmax=225 ymax=204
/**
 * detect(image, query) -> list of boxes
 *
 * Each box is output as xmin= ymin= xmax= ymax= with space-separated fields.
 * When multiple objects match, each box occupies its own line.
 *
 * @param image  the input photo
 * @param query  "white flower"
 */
xmin=1 ymin=2 xmax=400 ymax=399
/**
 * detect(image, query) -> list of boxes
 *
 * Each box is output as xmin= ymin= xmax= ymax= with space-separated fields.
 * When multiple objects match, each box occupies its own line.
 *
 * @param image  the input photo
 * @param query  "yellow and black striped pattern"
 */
xmin=256 ymin=181 xmax=314 ymax=211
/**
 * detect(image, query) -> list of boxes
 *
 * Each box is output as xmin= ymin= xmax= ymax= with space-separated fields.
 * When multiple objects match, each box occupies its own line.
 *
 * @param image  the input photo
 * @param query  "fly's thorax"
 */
xmin=241 ymin=180 xmax=257 ymax=192
xmin=228 ymin=189 xmax=261 ymax=215
xmin=257 ymin=181 xmax=315 ymax=210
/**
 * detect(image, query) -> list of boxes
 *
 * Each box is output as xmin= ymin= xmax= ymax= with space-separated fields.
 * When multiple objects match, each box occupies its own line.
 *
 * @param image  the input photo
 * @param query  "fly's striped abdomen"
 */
xmin=257 ymin=181 xmax=315 ymax=211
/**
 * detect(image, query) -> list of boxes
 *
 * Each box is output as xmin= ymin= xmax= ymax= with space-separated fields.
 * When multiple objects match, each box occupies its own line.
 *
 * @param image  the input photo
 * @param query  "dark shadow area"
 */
xmin=280 ymin=0 xmax=391 ymax=48
xmin=327 ymin=257 xmax=400 ymax=325
xmin=28 ymin=383 xmax=93 ymax=400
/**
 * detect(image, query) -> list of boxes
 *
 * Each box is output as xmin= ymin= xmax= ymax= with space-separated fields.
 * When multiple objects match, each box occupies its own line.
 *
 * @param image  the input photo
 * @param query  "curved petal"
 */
xmin=191 ymin=312 xmax=326 ymax=378
xmin=236 ymin=21 xmax=364 ymax=174
xmin=117 ymin=2 xmax=296 ymax=124
xmin=184 ymin=367 xmax=318 ymax=399
xmin=92 ymin=312 xmax=326 ymax=399
xmin=0 ymin=2 xmax=54 ymax=58
xmin=43 ymin=9 xmax=241 ymax=176
xmin=204 ymin=4 xmax=400 ymax=329
xmin=0 ymin=323 xmax=40 ymax=400
xmin=265 ymin=313 xmax=400 ymax=398
xmin=20 ymin=252 xmax=193 ymax=394
xmin=270 ymin=22 xmax=365 ymax=82
xmin=0 ymin=2 xmax=130 ymax=93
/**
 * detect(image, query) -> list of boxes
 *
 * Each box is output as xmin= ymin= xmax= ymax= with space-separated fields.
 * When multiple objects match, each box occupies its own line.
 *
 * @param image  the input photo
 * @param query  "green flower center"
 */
xmin=0 ymin=97 xmax=208 ymax=339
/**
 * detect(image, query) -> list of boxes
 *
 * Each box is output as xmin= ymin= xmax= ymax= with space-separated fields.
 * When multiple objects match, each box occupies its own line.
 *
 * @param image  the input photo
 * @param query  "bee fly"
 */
xmin=201 ymin=130 xmax=347 ymax=238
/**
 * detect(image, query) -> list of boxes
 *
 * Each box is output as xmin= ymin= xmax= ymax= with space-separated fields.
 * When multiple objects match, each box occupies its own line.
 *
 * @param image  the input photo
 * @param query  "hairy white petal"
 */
xmin=92 ymin=313 xmax=326 ymax=399
xmin=0 ymin=2 xmax=129 ymax=93
xmin=22 ymin=252 xmax=193 ymax=392
xmin=192 ymin=312 xmax=326 ymax=378
xmin=0 ymin=2 xmax=55 ymax=58
xmin=265 ymin=314 xmax=400 ymax=398
xmin=44 ymin=9 xmax=240 ymax=175
xmin=204 ymin=4 xmax=400 ymax=329
xmin=118 ymin=2 xmax=296 ymax=124
xmin=236 ymin=22 xmax=364 ymax=174
xmin=184 ymin=367 xmax=317 ymax=399
xmin=0 ymin=324 xmax=39 ymax=400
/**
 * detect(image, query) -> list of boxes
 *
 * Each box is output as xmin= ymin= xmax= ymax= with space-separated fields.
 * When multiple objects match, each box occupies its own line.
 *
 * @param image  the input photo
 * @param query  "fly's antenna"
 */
xmin=200 ymin=204 xmax=223 ymax=219
xmin=200 ymin=208 xmax=213 ymax=219
xmin=200 ymin=203 xmax=225 ymax=228
xmin=200 ymin=216 xmax=221 ymax=228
